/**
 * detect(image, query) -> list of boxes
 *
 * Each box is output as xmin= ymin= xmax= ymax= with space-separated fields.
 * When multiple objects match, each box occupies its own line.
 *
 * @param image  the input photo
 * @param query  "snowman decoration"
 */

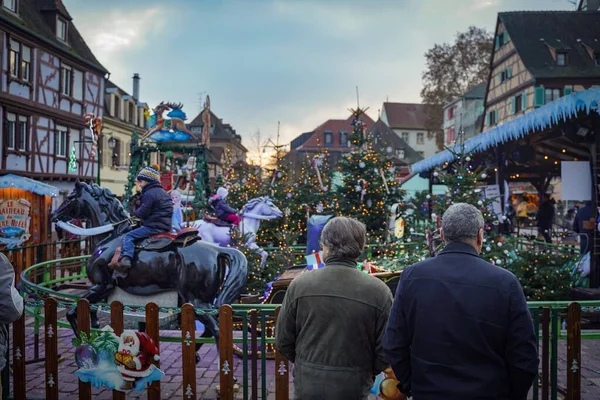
xmin=114 ymin=330 xmax=160 ymax=390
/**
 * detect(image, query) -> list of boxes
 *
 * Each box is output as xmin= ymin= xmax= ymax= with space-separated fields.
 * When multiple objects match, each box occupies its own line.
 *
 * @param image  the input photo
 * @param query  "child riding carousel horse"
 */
xmin=210 ymin=187 xmax=241 ymax=226
xmin=116 ymin=164 xmax=174 ymax=274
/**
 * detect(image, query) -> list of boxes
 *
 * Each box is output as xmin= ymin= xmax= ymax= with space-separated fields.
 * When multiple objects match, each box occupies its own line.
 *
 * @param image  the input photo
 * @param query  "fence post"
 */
xmin=146 ymin=303 xmax=161 ymax=400
xmin=77 ymin=299 xmax=92 ymax=400
xmin=274 ymin=307 xmax=289 ymax=400
xmin=111 ymin=302 xmax=125 ymax=400
xmin=45 ymin=298 xmax=58 ymax=400
xmin=219 ymin=305 xmax=234 ymax=400
xmin=541 ymin=307 xmax=550 ymax=400
xmin=566 ymin=302 xmax=581 ymax=400
xmin=250 ymin=309 xmax=258 ymax=400
xmin=12 ymin=313 xmax=26 ymax=400
xmin=181 ymin=304 xmax=196 ymax=400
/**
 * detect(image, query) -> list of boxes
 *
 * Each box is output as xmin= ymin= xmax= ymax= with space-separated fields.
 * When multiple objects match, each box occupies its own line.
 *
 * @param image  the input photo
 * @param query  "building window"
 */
xmin=324 ymin=131 xmax=332 ymax=145
xmin=515 ymin=94 xmax=523 ymax=113
xmin=401 ymin=132 xmax=409 ymax=143
xmin=9 ymin=39 xmax=31 ymax=82
xmin=545 ymin=88 xmax=561 ymax=104
xmin=55 ymin=126 xmax=68 ymax=157
xmin=57 ymin=18 xmax=67 ymax=42
xmin=447 ymin=107 xmax=454 ymax=120
xmin=417 ymin=132 xmax=424 ymax=145
xmin=128 ymin=102 xmax=135 ymax=124
xmin=340 ymin=131 xmax=348 ymax=146
xmin=61 ymin=64 xmax=72 ymax=96
xmin=5 ymin=113 xmax=28 ymax=151
xmin=191 ymin=126 xmax=202 ymax=134
xmin=556 ymin=52 xmax=567 ymax=66
xmin=396 ymin=149 xmax=405 ymax=159
xmin=2 ymin=0 xmax=16 ymax=12
xmin=594 ymin=52 xmax=600 ymax=66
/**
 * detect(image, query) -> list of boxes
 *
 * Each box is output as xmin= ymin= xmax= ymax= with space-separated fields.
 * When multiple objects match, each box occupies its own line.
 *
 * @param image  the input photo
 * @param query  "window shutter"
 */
xmin=494 ymin=109 xmax=499 ymax=124
xmin=521 ymin=91 xmax=528 ymax=110
xmin=510 ymin=97 xmax=516 ymax=114
xmin=495 ymin=35 xmax=500 ymax=50
xmin=485 ymin=112 xmax=490 ymax=126
xmin=503 ymin=31 xmax=509 ymax=44
xmin=564 ymin=87 xmax=573 ymax=96
xmin=534 ymin=86 xmax=545 ymax=107
xmin=498 ymin=73 xmax=503 ymax=84
xmin=506 ymin=67 xmax=512 ymax=79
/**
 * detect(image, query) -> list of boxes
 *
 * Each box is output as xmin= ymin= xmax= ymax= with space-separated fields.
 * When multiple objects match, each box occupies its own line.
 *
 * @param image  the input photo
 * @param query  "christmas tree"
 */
xmin=227 ymin=163 xmax=264 ymax=210
xmin=287 ymin=151 xmax=336 ymax=242
xmin=334 ymin=108 xmax=404 ymax=243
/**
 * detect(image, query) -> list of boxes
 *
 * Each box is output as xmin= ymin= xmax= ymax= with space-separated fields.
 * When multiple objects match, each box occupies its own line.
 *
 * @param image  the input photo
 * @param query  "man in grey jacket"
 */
xmin=0 ymin=253 xmax=24 ymax=396
xmin=275 ymin=217 xmax=393 ymax=400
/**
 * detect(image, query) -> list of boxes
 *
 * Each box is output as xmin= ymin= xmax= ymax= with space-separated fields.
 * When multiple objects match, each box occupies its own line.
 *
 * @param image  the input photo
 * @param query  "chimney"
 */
xmin=132 ymin=73 xmax=140 ymax=100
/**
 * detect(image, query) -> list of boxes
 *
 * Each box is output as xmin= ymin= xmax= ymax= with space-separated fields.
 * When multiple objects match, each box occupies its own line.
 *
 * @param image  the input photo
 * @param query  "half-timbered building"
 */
xmin=482 ymin=8 xmax=600 ymax=131
xmin=0 ymin=0 xmax=107 ymax=199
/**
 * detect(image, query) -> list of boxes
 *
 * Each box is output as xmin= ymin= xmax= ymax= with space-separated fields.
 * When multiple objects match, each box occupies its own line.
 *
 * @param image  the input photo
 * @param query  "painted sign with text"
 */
xmin=0 ymin=199 xmax=31 ymax=248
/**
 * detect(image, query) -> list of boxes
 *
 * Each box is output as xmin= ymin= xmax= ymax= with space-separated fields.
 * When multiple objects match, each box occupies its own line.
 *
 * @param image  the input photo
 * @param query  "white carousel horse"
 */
xmin=182 ymin=196 xmax=283 ymax=265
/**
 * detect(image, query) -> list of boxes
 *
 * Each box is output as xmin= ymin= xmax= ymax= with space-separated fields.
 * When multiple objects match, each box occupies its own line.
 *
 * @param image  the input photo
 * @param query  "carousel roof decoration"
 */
xmin=141 ymin=101 xmax=194 ymax=142
xmin=0 ymin=174 xmax=59 ymax=197
xmin=412 ymin=88 xmax=600 ymax=173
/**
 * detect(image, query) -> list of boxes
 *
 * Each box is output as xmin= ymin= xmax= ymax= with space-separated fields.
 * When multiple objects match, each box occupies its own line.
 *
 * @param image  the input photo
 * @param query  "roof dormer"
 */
xmin=39 ymin=0 xmax=72 ymax=43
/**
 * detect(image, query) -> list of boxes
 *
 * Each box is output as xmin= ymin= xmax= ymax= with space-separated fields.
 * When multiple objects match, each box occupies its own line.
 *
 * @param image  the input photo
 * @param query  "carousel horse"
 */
xmin=184 ymin=197 xmax=283 ymax=265
xmin=51 ymin=181 xmax=247 ymax=357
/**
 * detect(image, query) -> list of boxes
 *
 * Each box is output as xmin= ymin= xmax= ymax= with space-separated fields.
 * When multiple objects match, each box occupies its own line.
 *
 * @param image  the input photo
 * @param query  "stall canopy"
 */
xmin=411 ymin=88 xmax=600 ymax=174
xmin=0 ymin=174 xmax=58 ymax=197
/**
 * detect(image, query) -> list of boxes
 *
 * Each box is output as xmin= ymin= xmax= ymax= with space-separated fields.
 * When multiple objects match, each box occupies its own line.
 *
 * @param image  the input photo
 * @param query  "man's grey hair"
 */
xmin=320 ymin=217 xmax=366 ymax=260
xmin=441 ymin=203 xmax=484 ymax=244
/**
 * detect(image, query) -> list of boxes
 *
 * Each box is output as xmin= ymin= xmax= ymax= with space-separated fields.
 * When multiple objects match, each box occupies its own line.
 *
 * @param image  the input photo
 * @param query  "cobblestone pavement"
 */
xmin=8 ymin=328 xmax=600 ymax=399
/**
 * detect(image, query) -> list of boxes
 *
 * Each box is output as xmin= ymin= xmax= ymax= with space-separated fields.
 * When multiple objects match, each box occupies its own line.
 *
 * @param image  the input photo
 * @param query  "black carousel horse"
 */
xmin=51 ymin=180 xmax=247 ymax=356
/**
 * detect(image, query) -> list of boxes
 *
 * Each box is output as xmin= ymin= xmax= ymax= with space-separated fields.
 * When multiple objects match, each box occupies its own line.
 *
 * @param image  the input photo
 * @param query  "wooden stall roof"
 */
xmin=411 ymin=88 xmax=600 ymax=175
xmin=0 ymin=174 xmax=59 ymax=197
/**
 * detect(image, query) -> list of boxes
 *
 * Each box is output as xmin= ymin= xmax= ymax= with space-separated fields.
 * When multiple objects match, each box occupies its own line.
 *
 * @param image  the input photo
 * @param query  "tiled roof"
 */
xmin=295 ymin=113 xmax=376 ymax=150
xmin=0 ymin=0 xmax=106 ymax=73
xmin=499 ymin=11 xmax=600 ymax=78
xmin=382 ymin=103 xmax=427 ymax=129
xmin=188 ymin=109 xmax=236 ymax=139
xmin=370 ymin=119 xmax=424 ymax=165
xmin=463 ymin=83 xmax=487 ymax=99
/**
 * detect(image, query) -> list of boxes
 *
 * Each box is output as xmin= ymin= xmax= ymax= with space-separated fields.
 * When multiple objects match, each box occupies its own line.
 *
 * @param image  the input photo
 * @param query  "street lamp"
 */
xmin=108 ymin=136 xmax=116 ymax=150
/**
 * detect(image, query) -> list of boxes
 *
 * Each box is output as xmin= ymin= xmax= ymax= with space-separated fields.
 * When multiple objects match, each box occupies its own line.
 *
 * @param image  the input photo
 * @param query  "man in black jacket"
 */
xmin=117 ymin=164 xmax=174 ymax=272
xmin=383 ymin=203 xmax=538 ymax=399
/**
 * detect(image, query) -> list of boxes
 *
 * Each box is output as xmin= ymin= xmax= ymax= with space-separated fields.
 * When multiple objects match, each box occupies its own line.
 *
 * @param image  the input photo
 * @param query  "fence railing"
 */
xmin=2 ymin=298 xmax=590 ymax=400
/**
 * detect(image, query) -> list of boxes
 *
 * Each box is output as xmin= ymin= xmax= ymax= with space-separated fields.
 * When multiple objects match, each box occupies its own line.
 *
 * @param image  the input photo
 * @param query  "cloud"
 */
xmin=473 ymin=0 xmax=499 ymax=9
xmin=73 ymin=7 xmax=165 ymax=60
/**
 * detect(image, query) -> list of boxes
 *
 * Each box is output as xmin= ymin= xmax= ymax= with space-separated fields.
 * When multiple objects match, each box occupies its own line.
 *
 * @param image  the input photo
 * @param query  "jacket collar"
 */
xmin=439 ymin=242 xmax=481 ymax=258
xmin=141 ymin=182 xmax=161 ymax=193
xmin=324 ymin=256 xmax=358 ymax=268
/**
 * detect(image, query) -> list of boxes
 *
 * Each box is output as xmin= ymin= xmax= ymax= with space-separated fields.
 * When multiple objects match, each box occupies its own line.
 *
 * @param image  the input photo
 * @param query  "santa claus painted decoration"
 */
xmin=115 ymin=330 xmax=161 ymax=390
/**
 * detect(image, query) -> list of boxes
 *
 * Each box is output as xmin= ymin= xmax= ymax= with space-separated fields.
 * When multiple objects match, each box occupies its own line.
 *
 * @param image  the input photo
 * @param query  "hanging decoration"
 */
xmin=72 ymin=327 xmax=164 ymax=392
xmin=69 ymin=146 xmax=78 ymax=172
xmin=84 ymin=113 xmax=103 ymax=159
xmin=378 ymin=168 xmax=390 ymax=194
xmin=310 ymin=154 xmax=327 ymax=190
xmin=360 ymin=179 xmax=368 ymax=203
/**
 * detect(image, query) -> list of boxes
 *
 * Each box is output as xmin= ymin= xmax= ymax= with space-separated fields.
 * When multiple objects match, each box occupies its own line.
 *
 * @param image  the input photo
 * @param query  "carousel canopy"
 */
xmin=0 ymin=174 xmax=59 ymax=197
xmin=411 ymin=88 xmax=600 ymax=174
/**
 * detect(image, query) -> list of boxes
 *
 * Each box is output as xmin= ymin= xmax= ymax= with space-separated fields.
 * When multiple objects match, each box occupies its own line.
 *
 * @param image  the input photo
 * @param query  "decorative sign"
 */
xmin=73 ymin=327 xmax=164 ymax=392
xmin=561 ymin=161 xmax=591 ymax=201
xmin=142 ymin=102 xmax=193 ymax=142
xmin=305 ymin=251 xmax=324 ymax=270
xmin=69 ymin=146 xmax=78 ymax=172
xmin=0 ymin=199 xmax=31 ymax=248
xmin=483 ymin=184 xmax=503 ymax=222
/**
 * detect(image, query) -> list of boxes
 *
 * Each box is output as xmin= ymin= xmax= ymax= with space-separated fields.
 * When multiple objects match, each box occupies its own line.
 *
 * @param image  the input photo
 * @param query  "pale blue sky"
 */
xmin=64 ymin=0 xmax=576 ymax=162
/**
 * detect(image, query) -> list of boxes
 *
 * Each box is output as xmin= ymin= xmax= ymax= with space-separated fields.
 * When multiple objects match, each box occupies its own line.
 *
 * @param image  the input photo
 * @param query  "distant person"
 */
xmin=573 ymin=200 xmax=595 ymax=254
xmin=383 ymin=203 xmax=538 ymax=399
xmin=276 ymin=217 xmax=394 ymax=400
xmin=537 ymin=196 xmax=555 ymax=243
xmin=210 ymin=187 xmax=241 ymax=226
xmin=516 ymin=198 xmax=529 ymax=231
xmin=0 ymin=253 xmax=24 ymax=396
